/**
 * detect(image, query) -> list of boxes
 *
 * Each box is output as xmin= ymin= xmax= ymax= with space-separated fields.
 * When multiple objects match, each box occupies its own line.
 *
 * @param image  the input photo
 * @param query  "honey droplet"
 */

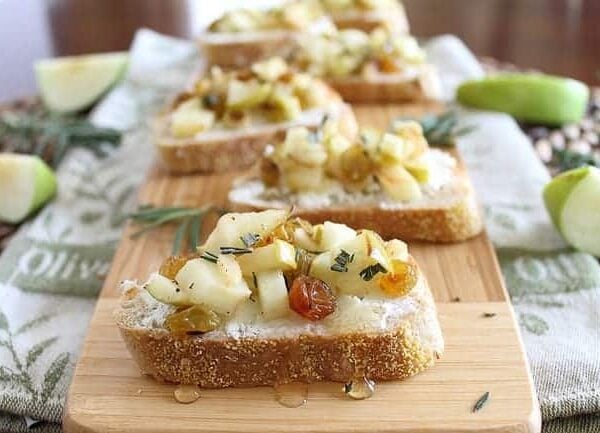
xmin=274 ymin=382 xmax=308 ymax=408
xmin=174 ymin=385 xmax=201 ymax=404
xmin=343 ymin=376 xmax=375 ymax=400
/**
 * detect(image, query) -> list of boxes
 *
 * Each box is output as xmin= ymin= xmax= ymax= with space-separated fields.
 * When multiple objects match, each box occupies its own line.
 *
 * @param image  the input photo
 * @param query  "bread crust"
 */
xmin=155 ymin=87 xmax=357 ymax=174
xmin=115 ymin=272 xmax=443 ymax=388
xmin=330 ymin=8 xmax=410 ymax=33
xmin=228 ymin=153 xmax=483 ymax=242
xmin=232 ymin=190 xmax=482 ymax=242
xmin=327 ymin=65 xmax=443 ymax=103
xmin=199 ymin=31 xmax=296 ymax=69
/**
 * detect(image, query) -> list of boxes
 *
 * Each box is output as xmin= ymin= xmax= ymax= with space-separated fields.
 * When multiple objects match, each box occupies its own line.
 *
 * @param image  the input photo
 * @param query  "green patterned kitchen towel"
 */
xmin=0 ymin=29 xmax=598 ymax=433
xmin=0 ymin=29 xmax=199 ymax=432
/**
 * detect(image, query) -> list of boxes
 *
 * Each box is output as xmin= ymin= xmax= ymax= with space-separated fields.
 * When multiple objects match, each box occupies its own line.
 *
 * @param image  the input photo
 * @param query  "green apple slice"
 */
xmin=35 ymin=52 xmax=128 ymax=114
xmin=0 ymin=154 xmax=57 ymax=223
xmin=457 ymin=73 xmax=589 ymax=125
xmin=543 ymin=166 xmax=600 ymax=256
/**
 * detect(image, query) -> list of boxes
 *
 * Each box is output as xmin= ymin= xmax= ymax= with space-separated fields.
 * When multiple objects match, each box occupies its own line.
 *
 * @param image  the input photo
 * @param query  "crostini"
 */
xmin=198 ymin=0 xmax=334 ymax=68
xmin=155 ymin=58 xmax=357 ymax=174
xmin=115 ymin=209 xmax=444 ymax=387
xmin=292 ymin=26 xmax=442 ymax=103
xmin=320 ymin=0 xmax=410 ymax=33
xmin=229 ymin=120 xmax=483 ymax=242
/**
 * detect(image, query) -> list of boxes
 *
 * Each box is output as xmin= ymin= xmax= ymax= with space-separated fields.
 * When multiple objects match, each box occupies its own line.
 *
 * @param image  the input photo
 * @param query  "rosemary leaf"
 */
xmin=172 ymin=219 xmax=189 ymax=255
xmin=219 ymin=246 xmax=253 ymax=255
xmin=240 ymin=232 xmax=260 ymax=248
xmin=188 ymin=215 xmax=202 ymax=251
xmin=199 ymin=251 xmax=218 ymax=264
xmin=0 ymin=111 xmax=121 ymax=167
xmin=392 ymin=110 xmax=475 ymax=147
xmin=472 ymin=391 xmax=490 ymax=413
xmin=359 ymin=263 xmax=387 ymax=281
xmin=128 ymin=204 xmax=228 ymax=254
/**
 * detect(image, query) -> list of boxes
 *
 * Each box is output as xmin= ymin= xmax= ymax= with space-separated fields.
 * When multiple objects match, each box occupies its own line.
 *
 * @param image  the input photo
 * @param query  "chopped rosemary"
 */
xmin=127 ymin=204 xmax=228 ymax=254
xmin=240 ymin=232 xmax=260 ymax=248
xmin=199 ymin=251 xmax=218 ymax=264
xmin=331 ymin=249 xmax=354 ymax=273
xmin=308 ymin=114 xmax=329 ymax=143
xmin=220 ymin=246 xmax=253 ymax=255
xmin=359 ymin=263 xmax=387 ymax=281
xmin=472 ymin=391 xmax=490 ymax=413
xmin=391 ymin=110 xmax=475 ymax=147
xmin=330 ymin=263 xmax=348 ymax=273
xmin=343 ymin=382 xmax=353 ymax=394
xmin=0 ymin=111 xmax=121 ymax=167
xmin=252 ymin=272 xmax=258 ymax=290
xmin=482 ymin=312 xmax=497 ymax=318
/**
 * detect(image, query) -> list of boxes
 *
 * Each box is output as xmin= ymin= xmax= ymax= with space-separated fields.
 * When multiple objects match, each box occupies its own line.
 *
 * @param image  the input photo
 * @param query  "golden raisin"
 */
xmin=260 ymin=157 xmax=280 ymax=187
xmin=165 ymin=305 xmax=221 ymax=335
xmin=376 ymin=56 xmax=400 ymax=73
xmin=289 ymin=275 xmax=336 ymax=321
xmin=159 ymin=253 xmax=198 ymax=280
xmin=340 ymin=145 xmax=375 ymax=183
xmin=379 ymin=260 xmax=418 ymax=297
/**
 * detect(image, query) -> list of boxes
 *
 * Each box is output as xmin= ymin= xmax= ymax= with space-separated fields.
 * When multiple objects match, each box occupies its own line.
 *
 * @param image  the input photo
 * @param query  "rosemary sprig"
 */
xmin=359 ymin=263 xmax=387 ymax=281
xmin=392 ymin=111 xmax=475 ymax=147
xmin=0 ymin=111 xmax=121 ymax=167
xmin=472 ymin=391 xmax=490 ymax=413
xmin=127 ymin=204 xmax=228 ymax=254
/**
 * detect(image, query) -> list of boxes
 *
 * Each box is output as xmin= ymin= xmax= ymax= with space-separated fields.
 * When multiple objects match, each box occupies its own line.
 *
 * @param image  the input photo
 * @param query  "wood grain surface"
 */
xmin=64 ymin=103 xmax=540 ymax=433
xmin=65 ymin=300 xmax=540 ymax=433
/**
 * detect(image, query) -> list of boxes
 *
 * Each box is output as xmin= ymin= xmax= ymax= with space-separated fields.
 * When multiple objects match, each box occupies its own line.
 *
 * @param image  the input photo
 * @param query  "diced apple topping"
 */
xmin=140 ymin=211 xmax=418 ymax=330
xmin=261 ymin=118 xmax=435 ymax=202
xmin=236 ymin=240 xmax=297 ymax=276
xmin=254 ymin=270 xmax=291 ymax=320
xmin=168 ymin=56 xmax=336 ymax=138
xmin=295 ymin=26 xmax=427 ymax=78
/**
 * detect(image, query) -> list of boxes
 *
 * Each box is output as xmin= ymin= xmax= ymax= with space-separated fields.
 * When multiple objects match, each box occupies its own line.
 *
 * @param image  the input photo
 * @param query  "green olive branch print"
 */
xmin=0 ymin=309 xmax=70 ymax=402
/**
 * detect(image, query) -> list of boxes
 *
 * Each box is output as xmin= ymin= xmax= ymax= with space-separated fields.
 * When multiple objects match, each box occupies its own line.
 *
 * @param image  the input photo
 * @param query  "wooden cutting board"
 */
xmin=64 ymin=102 xmax=541 ymax=433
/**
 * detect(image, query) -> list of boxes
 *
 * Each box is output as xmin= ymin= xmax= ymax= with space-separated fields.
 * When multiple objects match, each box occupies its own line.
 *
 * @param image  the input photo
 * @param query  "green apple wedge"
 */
xmin=543 ymin=166 xmax=600 ymax=257
xmin=35 ymin=52 xmax=128 ymax=114
xmin=0 ymin=154 xmax=57 ymax=224
xmin=457 ymin=74 xmax=589 ymax=125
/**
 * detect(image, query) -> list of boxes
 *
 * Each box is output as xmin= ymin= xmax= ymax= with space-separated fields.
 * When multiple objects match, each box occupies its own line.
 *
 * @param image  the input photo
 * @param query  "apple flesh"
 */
xmin=35 ymin=52 xmax=128 ymax=114
xmin=457 ymin=73 xmax=589 ymax=125
xmin=0 ymin=154 xmax=57 ymax=224
xmin=543 ymin=166 xmax=600 ymax=256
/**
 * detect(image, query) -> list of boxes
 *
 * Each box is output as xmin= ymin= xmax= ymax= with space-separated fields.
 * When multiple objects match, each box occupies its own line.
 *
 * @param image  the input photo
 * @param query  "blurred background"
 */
xmin=0 ymin=0 xmax=598 ymax=102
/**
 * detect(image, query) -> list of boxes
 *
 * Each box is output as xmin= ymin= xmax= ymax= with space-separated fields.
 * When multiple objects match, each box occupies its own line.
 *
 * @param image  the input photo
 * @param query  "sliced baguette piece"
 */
xmin=198 ymin=15 xmax=335 ymax=69
xmin=327 ymin=65 xmax=443 ymax=103
xmin=328 ymin=6 xmax=410 ymax=33
xmin=155 ymin=99 xmax=357 ymax=174
xmin=229 ymin=152 xmax=483 ymax=242
xmin=115 ymin=262 xmax=443 ymax=388
xmin=198 ymin=30 xmax=297 ymax=69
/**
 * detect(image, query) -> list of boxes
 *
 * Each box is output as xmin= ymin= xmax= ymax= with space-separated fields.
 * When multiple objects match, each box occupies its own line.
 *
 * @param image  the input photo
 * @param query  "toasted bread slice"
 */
xmin=327 ymin=65 xmax=443 ymax=103
xmin=198 ymin=30 xmax=297 ymax=69
xmin=115 ymin=263 xmax=443 ymax=388
xmin=329 ymin=6 xmax=410 ymax=33
xmin=155 ymin=100 xmax=357 ymax=174
xmin=229 ymin=151 xmax=483 ymax=242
